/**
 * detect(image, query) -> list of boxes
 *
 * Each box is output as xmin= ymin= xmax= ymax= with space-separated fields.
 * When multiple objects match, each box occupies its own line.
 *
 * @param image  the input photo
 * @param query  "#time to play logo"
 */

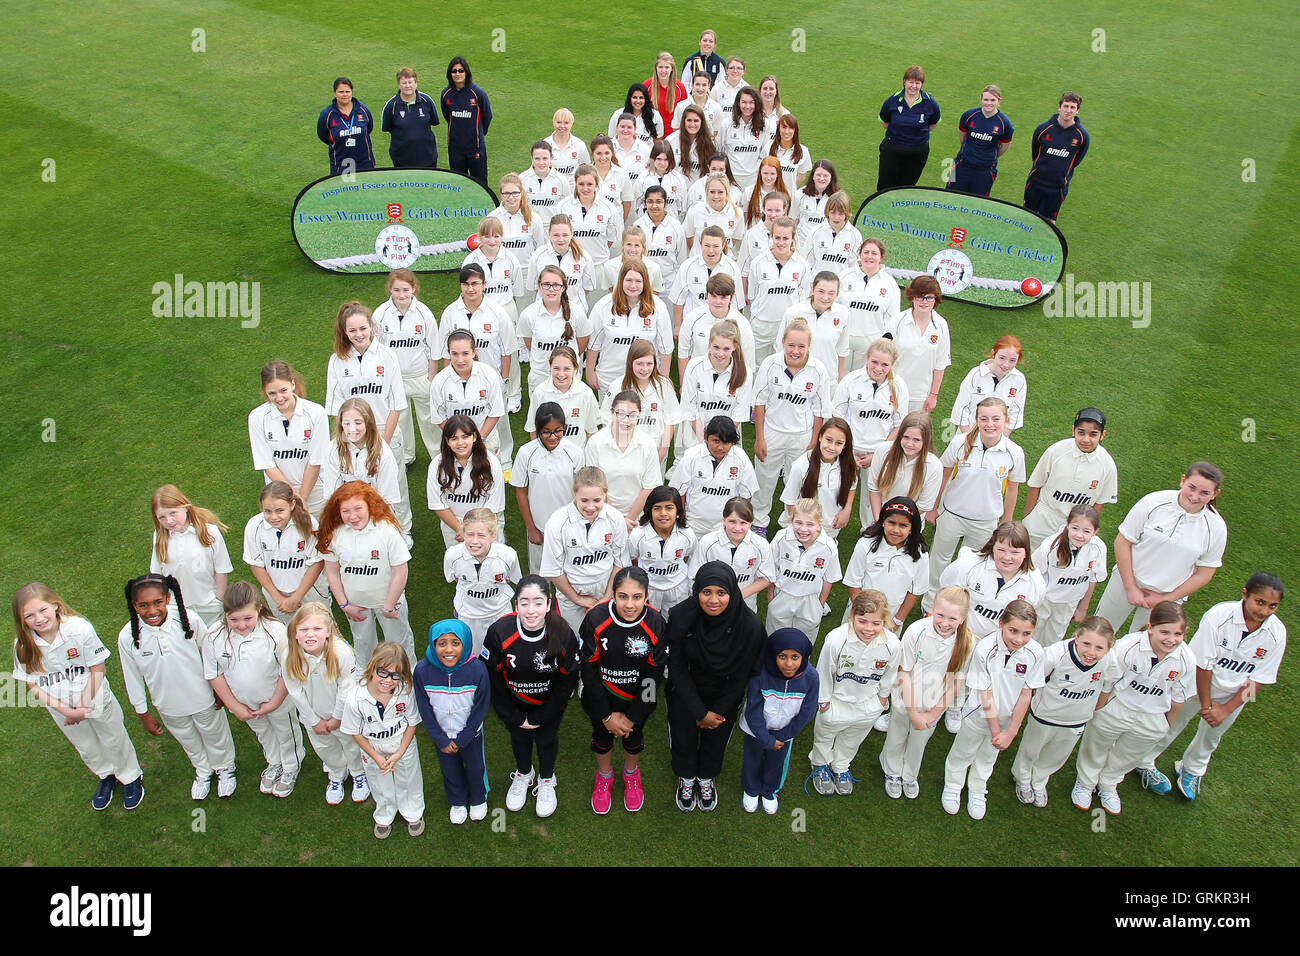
xmin=375 ymin=204 xmax=420 ymax=268
xmin=928 ymin=227 xmax=973 ymax=295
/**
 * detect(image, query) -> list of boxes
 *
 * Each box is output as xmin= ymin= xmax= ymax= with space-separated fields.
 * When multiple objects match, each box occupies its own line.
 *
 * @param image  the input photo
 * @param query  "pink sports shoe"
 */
xmin=623 ymin=767 xmax=645 ymax=812
xmin=592 ymin=771 xmax=614 ymax=815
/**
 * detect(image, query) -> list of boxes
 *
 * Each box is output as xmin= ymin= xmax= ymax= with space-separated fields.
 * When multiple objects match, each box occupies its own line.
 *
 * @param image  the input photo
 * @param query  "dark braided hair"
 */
xmin=124 ymin=574 xmax=193 ymax=648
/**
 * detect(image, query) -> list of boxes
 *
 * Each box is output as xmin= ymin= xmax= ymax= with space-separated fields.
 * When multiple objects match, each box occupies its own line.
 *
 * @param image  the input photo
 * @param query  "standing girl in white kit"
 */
xmin=582 ymin=391 xmax=661 ymax=530
xmin=591 ymin=135 xmax=635 ymax=222
xmin=689 ymin=496 xmax=772 ymax=613
xmin=640 ymin=144 xmax=690 ymax=221
xmin=768 ymin=113 xmax=813 ymax=194
xmin=518 ymin=266 xmax=592 ymax=406
xmin=282 ymin=602 xmax=368 ymax=806
xmin=119 ymin=574 xmax=237 ymax=801
xmin=491 ymin=173 xmax=546 ymax=316
xmin=779 ymin=417 xmax=857 ymax=539
xmin=940 ymin=521 xmax=1047 ymax=639
xmin=838 ymin=239 xmax=901 ymax=372
xmin=372 ymin=268 xmax=438 ymax=462
xmin=950 ymin=334 xmax=1028 ymax=434
xmin=1009 ymin=615 xmax=1116 ymax=808
xmin=806 ymin=192 xmax=862 ymax=276
xmin=319 ymin=398 xmax=410 ymax=545
xmin=794 ymin=159 xmax=837 ymax=248
xmin=626 ymin=485 xmax=696 ymax=618
xmin=879 ymin=586 xmax=974 ymax=800
xmin=743 ymin=216 xmax=809 ymax=365
xmin=204 ymin=582 xmax=303 ymax=799
xmin=761 ymin=497 xmax=841 ymax=642
xmin=586 ymin=260 xmax=673 ymax=399
xmin=720 ymin=86 xmax=771 ymax=189
xmin=444 ymin=508 xmax=522 ymax=657
xmin=318 ymin=481 xmax=417 ymax=666
xmin=527 ymin=214 xmax=595 ymax=312
xmin=1020 ymin=407 xmax=1118 ymax=551
xmin=248 ymin=360 xmax=330 ymax=517
xmin=557 ymin=164 xmax=622 ymax=283
xmin=740 ymin=158 xmax=791 ymax=236
xmin=599 ymin=339 xmax=680 ymax=465
xmin=427 ymin=414 xmax=506 ymax=548
xmin=340 ymin=642 xmax=424 ymax=839
xmin=1072 ymin=601 xmax=1195 ymax=816
xmin=1031 ymin=505 xmax=1108 ymax=646
xmin=866 ymin=412 xmax=943 ymax=526
xmin=886 ymin=275 xmax=950 ymax=413
xmin=750 ymin=318 xmax=831 ymax=535
xmin=512 ymin=402 xmax=585 ymax=574
xmin=523 ymin=344 xmax=599 ymax=450
xmin=540 ymin=466 xmax=629 ymax=634
xmin=679 ymin=321 xmax=752 ymax=452
xmin=682 ymin=173 xmax=746 ymax=256
xmin=844 ymin=496 xmax=929 ymax=630
xmin=242 ymin=481 xmax=329 ymax=626
xmin=463 ymin=216 xmax=525 ymax=413
xmin=776 ymin=271 xmax=852 ymax=380
xmin=926 ymin=397 xmax=1025 ymax=608
xmin=325 ymin=301 xmax=409 ymax=479
xmin=835 ymin=338 xmax=908 ymax=528
xmin=1093 ymin=461 xmax=1227 ymax=634
xmin=149 ymin=484 xmax=232 ymax=629
xmin=543 ymin=107 xmax=589 ymax=185
xmin=12 ymin=582 xmax=143 ymax=811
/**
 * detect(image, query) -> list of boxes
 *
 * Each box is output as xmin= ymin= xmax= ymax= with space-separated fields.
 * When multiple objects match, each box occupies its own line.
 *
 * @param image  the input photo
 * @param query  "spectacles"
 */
xmin=540 ymin=428 xmax=566 ymax=438
xmin=375 ymin=667 xmax=403 ymax=680
xmin=450 ymin=67 xmax=466 ymax=74
xmin=539 ymin=281 xmax=565 ymax=290
xmin=614 ymin=410 xmax=640 ymax=422
xmin=915 ymin=295 xmax=937 ymax=302
xmin=501 ymin=190 xmax=522 ymax=197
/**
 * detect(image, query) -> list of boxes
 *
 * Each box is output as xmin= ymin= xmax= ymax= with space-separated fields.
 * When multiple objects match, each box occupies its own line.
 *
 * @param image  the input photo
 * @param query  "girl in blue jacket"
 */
xmin=739 ymin=627 xmax=819 ymax=814
xmin=413 ymin=618 xmax=491 ymax=826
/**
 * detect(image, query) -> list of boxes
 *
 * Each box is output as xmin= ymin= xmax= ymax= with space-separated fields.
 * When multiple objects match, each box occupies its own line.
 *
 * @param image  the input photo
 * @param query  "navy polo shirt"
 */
xmin=956 ymin=108 xmax=1014 ymax=170
xmin=382 ymin=90 xmax=439 ymax=168
xmin=879 ymin=90 xmax=941 ymax=150
xmin=1026 ymin=116 xmax=1090 ymax=188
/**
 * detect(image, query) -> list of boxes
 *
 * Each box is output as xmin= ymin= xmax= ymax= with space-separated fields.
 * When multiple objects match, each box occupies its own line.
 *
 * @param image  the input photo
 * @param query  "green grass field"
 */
xmin=3 ymin=0 xmax=1297 ymax=868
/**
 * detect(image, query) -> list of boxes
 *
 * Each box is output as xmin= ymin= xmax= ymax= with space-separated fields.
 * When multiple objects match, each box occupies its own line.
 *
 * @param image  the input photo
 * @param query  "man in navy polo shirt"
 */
xmin=382 ymin=67 xmax=439 ymax=169
xmin=1024 ymin=92 xmax=1090 ymax=221
xmin=947 ymin=85 xmax=1014 ymax=197
xmin=876 ymin=65 xmax=941 ymax=192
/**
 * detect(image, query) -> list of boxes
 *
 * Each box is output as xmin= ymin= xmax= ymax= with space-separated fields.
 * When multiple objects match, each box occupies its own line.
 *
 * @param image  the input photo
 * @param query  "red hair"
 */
xmin=316 ymin=481 xmax=400 ymax=553
xmin=989 ymin=334 xmax=1023 ymax=364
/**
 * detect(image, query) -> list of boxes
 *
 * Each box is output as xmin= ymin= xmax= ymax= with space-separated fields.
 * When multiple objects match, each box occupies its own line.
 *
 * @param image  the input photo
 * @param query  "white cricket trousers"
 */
xmin=400 ymin=372 xmax=440 ymax=462
xmin=809 ymin=697 xmax=884 ymax=774
xmin=750 ymin=317 xmax=781 ymax=368
xmin=346 ymin=602 xmax=417 ymax=670
xmin=1035 ymin=598 xmax=1078 ymax=648
xmin=943 ymin=717 xmax=1001 ymax=797
xmin=159 ymin=705 xmax=236 ymax=776
xmin=766 ymin=590 xmax=825 ymax=644
xmin=926 ymin=509 xmax=998 ymax=608
xmin=1010 ymin=717 xmax=1084 ymax=789
xmin=52 ymin=689 xmax=142 ymax=784
xmin=387 ymin=432 xmax=414 ymax=544
xmin=302 ymin=722 xmax=364 ymax=782
xmin=1138 ymin=691 xmax=1244 ymax=777
xmin=879 ymin=706 xmax=940 ymax=782
xmin=558 ymin=581 xmax=607 ymax=634
xmin=260 ymin=584 xmax=331 ymax=627
xmin=365 ymin=743 xmax=425 ymax=826
xmin=752 ymin=428 xmax=809 ymax=528
xmin=463 ymin=615 xmax=498 ymax=659
xmin=1092 ymin=571 xmax=1158 ymax=634
xmin=650 ymin=582 xmax=691 ymax=621
xmin=246 ymin=702 xmax=303 ymax=775
xmin=1074 ymin=699 xmax=1170 ymax=791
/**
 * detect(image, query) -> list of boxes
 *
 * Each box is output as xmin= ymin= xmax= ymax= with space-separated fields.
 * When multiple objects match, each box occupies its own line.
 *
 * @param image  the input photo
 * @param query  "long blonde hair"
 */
xmin=877 ymin=412 xmax=933 ymax=502
xmin=333 ymin=397 xmax=384 ymax=478
xmin=865 ymin=337 xmax=900 ymax=410
xmin=284 ymin=602 xmax=344 ymax=684
xmin=647 ymin=52 xmax=681 ymax=116
xmin=933 ymin=586 xmax=975 ymax=676
xmin=151 ymin=484 xmax=227 ymax=564
xmin=11 ymin=582 xmax=78 ymax=674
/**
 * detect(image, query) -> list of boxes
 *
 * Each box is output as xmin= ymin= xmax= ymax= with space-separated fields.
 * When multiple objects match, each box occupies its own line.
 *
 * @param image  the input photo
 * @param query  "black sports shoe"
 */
xmin=697 ymin=777 xmax=718 ymax=812
xmin=675 ymin=776 xmax=697 ymax=812
xmin=92 ymin=776 xmax=115 ymax=811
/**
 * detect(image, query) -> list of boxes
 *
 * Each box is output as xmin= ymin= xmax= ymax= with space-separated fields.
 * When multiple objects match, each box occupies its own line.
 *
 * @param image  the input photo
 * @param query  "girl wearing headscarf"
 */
xmin=664 ymin=561 xmax=765 ymax=813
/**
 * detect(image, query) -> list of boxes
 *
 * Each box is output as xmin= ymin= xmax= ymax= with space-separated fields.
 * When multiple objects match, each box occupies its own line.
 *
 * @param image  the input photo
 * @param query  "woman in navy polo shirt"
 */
xmin=317 ymin=77 xmax=376 ymax=176
xmin=441 ymin=56 xmax=492 ymax=184
xmin=876 ymin=65 xmax=941 ymax=192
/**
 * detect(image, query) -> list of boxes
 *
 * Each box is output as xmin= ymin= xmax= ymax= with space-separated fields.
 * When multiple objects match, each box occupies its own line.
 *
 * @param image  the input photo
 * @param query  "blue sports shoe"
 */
xmin=92 ymin=777 xmax=115 ymax=811
xmin=122 ymin=777 xmax=145 ymax=811
xmin=1174 ymin=760 xmax=1201 ymax=801
xmin=1137 ymin=766 xmax=1171 ymax=795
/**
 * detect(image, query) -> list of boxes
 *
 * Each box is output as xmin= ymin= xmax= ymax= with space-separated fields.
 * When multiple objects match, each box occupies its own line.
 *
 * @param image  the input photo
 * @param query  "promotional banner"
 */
xmin=291 ymin=169 xmax=498 ymax=274
xmin=853 ymin=187 xmax=1067 ymax=309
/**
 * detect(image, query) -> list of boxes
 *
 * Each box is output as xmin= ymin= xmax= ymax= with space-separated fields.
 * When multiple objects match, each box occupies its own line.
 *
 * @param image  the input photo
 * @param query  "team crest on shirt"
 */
xmin=674 ymin=549 xmax=684 ymax=559
xmin=626 ymin=636 xmax=649 ymax=656
xmin=1008 ymin=388 xmax=1017 ymax=396
xmin=479 ymin=389 xmax=488 ymax=399
xmin=929 ymin=334 xmax=939 ymax=344
xmin=414 ymin=325 xmax=423 ymax=334
xmin=376 ymin=367 xmax=385 ymax=375
xmin=1089 ymin=480 xmax=1099 ymax=489
xmin=1015 ymin=662 xmax=1027 ymax=674
xmin=1091 ymin=672 xmax=1101 ymax=681
xmin=395 ymin=702 xmax=405 ymax=713
xmin=572 ymin=407 xmax=580 ymax=417
xmin=1017 ymin=593 xmax=1026 ymax=600
xmin=596 ymin=215 xmax=604 ymax=223
xmin=650 ymin=402 xmax=659 ymax=411
xmin=494 ymin=573 xmax=505 ymax=583
xmin=1167 ymin=670 xmax=1179 ymax=680
xmin=297 ymin=541 xmax=306 ymax=552
xmin=267 ymin=431 xmax=275 ymax=439
xmin=303 ymin=429 xmax=312 ymax=440
xmin=604 ymin=533 xmax=613 ymax=544
xmin=747 ymin=557 xmax=757 ymax=566
xmin=842 ymin=242 xmax=851 ymax=251
xmin=66 ymin=648 xmax=79 ymax=659
xmin=729 ymin=466 xmax=738 ymax=477
xmin=371 ymin=550 xmax=380 ymax=560
xmin=814 ymin=558 xmax=825 ymax=568
xmin=833 ymin=317 xmax=841 ymax=326
xmin=1254 ymin=648 xmax=1268 ymax=659
xmin=644 ymin=317 xmax=653 ymax=328
xmin=551 ymin=187 xmax=559 ymax=195
xmin=484 ymin=324 xmax=492 ymax=333
xmin=573 ymin=263 xmax=581 ymax=272
xmin=804 ymin=382 xmax=814 ymax=391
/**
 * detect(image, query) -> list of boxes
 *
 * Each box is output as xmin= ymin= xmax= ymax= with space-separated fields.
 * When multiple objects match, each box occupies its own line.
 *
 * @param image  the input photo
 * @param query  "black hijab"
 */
xmin=668 ymin=561 xmax=763 ymax=675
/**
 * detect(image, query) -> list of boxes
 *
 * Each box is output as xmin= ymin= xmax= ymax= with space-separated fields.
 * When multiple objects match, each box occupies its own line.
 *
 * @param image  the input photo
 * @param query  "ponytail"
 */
xmin=125 ymin=574 xmax=193 ymax=649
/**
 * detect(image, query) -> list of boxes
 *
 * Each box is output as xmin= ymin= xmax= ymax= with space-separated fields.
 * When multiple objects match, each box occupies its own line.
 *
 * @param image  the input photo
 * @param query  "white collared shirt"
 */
xmin=761 ymin=527 xmax=842 ymax=597
xmin=1117 ymin=490 xmax=1227 ymax=592
xmin=1190 ymin=600 xmax=1287 ymax=698
xmin=1023 ymin=438 xmax=1119 ymax=540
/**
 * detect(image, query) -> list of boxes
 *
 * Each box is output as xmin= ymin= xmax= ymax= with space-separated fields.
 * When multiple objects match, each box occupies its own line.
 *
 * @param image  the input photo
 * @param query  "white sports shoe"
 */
xmin=450 ymin=805 xmax=469 ymax=825
xmin=902 ymin=778 xmax=920 ymax=800
xmin=272 ymin=770 xmax=297 ymax=798
xmin=742 ymin=792 xmax=759 ymax=813
xmin=351 ymin=773 xmax=371 ymax=803
xmin=259 ymin=764 xmax=283 ymax=794
xmin=884 ymin=775 xmax=903 ymax=799
xmin=191 ymin=773 xmax=212 ymax=801
xmin=325 ymin=779 xmax=345 ymax=805
xmin=941 ymin=788 xmax=961 ymax=814
xmin=507 ymin=768 xmax=535 ymax=812
xmin=469 ymin=802 xmax=488 ymax=821
xmin=1033 ymin=787 xmax=1049 ymax=808
xmin=967 ymin=794 xmax=987 ymax=820
xmin=216 ymin=768 xmax=237 ymax=799
xmin=761 ymin=794 xmax=779 ymax=815
xmin=944 ymin=709 xmax=962 ymax=733
xmin=534 ymin=775 xmax=558 ymax=818
xmin=1098 ymin=788 xmax=1122 ymax=815
xmin=1071 ymin=782 xmax=1093 ymax=811
xmin=1015 ymin=783 xmax=1034 ymax=804
xmin=874 ymin=711 xmax=892 ymax=733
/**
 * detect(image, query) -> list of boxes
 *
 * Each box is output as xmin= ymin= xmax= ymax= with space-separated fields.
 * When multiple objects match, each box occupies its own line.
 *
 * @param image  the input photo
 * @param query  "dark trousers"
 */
xmin=436 ymin=730 xmax=488 ymax=806
xmin=666 ymin=696 xmax=739 ymax=780
xmin=1023 ymin=181 xmax=1066 ymax=220
xmin=449 ymin=145 xmax=488 ymax=184
xmin=740 ymin=733 xmax=794 ymax=798
xmin=589 ymin=708 xmax=651 ymax=755
xmin=507 ymin=718 xmax=560 ymax=778
xmin=877 ymin=140 xmax=929 ymax=191
xmin=948 ymin=164 xmax=995 ymax=197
